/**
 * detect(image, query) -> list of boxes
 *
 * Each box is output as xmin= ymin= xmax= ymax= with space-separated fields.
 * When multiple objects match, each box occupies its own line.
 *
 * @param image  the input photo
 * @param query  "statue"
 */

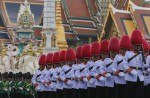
xmin=0 ymin=43 xmax=20 ymax=72
xmin=18 ymin=43 xmax=39 ymax=74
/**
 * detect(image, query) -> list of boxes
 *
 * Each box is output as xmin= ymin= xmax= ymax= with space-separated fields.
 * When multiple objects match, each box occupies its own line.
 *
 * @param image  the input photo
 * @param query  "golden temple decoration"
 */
xmin=0 ymin=42 xmax=7 ymax=57
xmin=42 ymin=33 xmax=46 ymax=48
xmin=128 ymin=0 xmax=138 ymax=29
xmin=17 ymin=0 xmax=34 ymax=31
xmin=101 ymin=3 xmax=121 ymax=39
xmin=27 ymin=43 xmax=36 ymax=56
xmin=36 ymin=44 xmax=43 ymax=55
xmin=97 ymin=33 xmax=103 ymax=43
xmin=21 ymin=48 xmax=26 ymax=56
xmin=51 ymin=34 xmax=57 ymax=47
xmin=56 ymin=0 xmax=68 ymax=50
xmin=97 ymin=35 xmax=101 ymax=43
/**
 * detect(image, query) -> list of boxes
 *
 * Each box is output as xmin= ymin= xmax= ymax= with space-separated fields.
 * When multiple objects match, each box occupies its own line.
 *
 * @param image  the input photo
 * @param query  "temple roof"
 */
xmin=131 ymin=0 xmax=144 ymax=6
xmin=61 ymin=0 xmax=99 ymax=40
xmin=128 ymin=1 xmax=150 ymax=39
xmin=63 ymin=0 xmax=91 ymax=19
xmin=114 ymin=0 xmax=146 ymax=10
xmin=143 ymin=1 xmax=150 ymax=7
xmin=85 ymin=0 xmax=98 ymax=16
xmin=102 ymin=1 xmax=150 ymax=39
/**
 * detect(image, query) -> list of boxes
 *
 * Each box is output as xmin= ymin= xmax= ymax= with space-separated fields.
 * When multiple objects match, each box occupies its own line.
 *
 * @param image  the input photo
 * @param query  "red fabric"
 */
xmin=142 ymin=39 xmax=149 ymax=51
xmin=53 ymin=52 xmax=60 ymax=63
xmin=66 ymin=48 xmax=76 ymax=61
xmin=60 ymin=50 xmax=67 ymax=62
xmin=82 ymin=44 xmax=92 ymax=58
xmin=38 ymin=54 xmax=46 ymax=66
xmin=76 ymin=46 xmax=83 ymax=59
xmin=100 ymin=40 xmax=109 ymax=53
xmin=109 ymin=37 xmax=120 ymax=52
xmin=46 ymin=53 xmax=53 ymax=64
xmin=91 ymin=42 xmax=101 ymax=55
xmin=131 ymin=29 xmax=143 ymax=45
xmin=120 ymin=35 xmax=131 ymax=50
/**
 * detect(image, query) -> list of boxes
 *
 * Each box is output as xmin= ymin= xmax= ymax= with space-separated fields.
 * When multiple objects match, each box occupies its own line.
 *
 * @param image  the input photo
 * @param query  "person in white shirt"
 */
xmin=50 ymin=52 xmax=60 ymax=98
xmin=56 ymin=50 xmax=66 ymax=98
xmin=42 ymin=53 xmax=54 ymax=98
xmin=72 ymin=46 xmax=83 ymax=98
xmin=94 ymin=40 xmax=109 ymax=98
xmin=31 ymin=54 xmax=46 ymax=98
xmin=60 ymin=49 xmax=76 ymax=98
xmin=113 ymin=35 xmax=131 ymax=98
xmin=87 ymin=42 xmax=100 ymax=98
xmin=77 ymin=44 xmax=91 ymax=98
xmin=142 ymin=39 xmax=150 ymax=98
xmin=124 ymin=30 xmax=145 ymax=98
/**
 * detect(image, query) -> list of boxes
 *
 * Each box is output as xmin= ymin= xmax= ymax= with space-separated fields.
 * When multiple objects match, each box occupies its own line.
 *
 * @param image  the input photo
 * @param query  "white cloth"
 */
xmin=45 ymin=68 xmax=57 ymax=92
xmin=94 ymin=60 xmax=105 ymax=87
xmin=86 ymin=61 xmax=96 ymax=88
xmin=72 ymin=64 xmax=80 ymax=89
xmin=31 ymin=69 xmax=44 ymax=91
xmin=102 ymin=58 xmax=115 ymax=87
xmin=124 ymin=51 xmax=144 ymax=82
xmin=111 ymin=54 xmax=127 ymax=84
xmin=55 ymin=67 xmax=63 ymax=90
xmin=60 ymin=65 xmax=74 ymax=89
xmin=76 ymin=63 xmax=88 ymax=89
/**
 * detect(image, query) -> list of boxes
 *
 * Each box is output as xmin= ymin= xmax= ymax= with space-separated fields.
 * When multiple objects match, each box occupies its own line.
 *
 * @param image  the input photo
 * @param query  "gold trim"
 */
xmin=101 ymin=3 xmax=111 ymax=38
xmin=102 ymin=3 xmax=120 ymax=39
xmin=109 ymin=4 xmax=120 ymax=35
xmin=128 ymin=0 xmax=138 ymax=28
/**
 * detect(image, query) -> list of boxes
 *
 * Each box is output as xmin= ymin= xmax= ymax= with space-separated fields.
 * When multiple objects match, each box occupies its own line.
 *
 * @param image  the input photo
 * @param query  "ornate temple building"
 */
xmin=0 ymin=0 xmax=150 ymax=49
xmin=101 ymin=0 xmax=150 ymax=41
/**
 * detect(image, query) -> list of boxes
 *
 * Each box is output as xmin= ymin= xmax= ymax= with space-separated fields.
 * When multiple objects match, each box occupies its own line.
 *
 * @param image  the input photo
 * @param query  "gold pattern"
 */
xmin=0 ymin=42 xmax=7 ymax=57
xmin=3 ymin=0 xmax=43 ymax=26
xmin=51 ymin=34 xmax=57 ymax=47
xmin=42 ymin=33 xmax=46 ymax=47
xmin=101 ymin=3 xmax=120 ymax=39
xmin=36 ymin=44 xmax=43 ymax=55
xmin=128 ymin=0 xmax=138 ymax=29
xmin=26 ymin=43 xmax=36 ymax=56
xmin=18 ymin=8 xmax=34 ymax=30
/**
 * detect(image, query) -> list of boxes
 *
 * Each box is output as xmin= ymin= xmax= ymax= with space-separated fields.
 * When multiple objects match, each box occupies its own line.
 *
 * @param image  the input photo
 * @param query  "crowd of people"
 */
xmin=0 ymin=71 xmax=35 ymax=98
xmin=1 ymin=29 xmax=150 ymax=98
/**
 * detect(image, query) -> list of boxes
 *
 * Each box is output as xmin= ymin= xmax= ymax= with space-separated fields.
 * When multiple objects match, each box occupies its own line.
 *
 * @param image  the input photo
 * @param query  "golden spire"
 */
xmin=42 ymin=33 xmax=46 ymax=47
xmin=0 ymin=42 xmax=7 ymax=57
xmin=56 ymin=0 xmax=68 ymax=50
xmin=21 ymin=48 xmax=26 ymax=56
xmin=27 ymin=43 xmax=36 ymax=56
xmin=36 ymin=44 xmax=43 ymax=55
